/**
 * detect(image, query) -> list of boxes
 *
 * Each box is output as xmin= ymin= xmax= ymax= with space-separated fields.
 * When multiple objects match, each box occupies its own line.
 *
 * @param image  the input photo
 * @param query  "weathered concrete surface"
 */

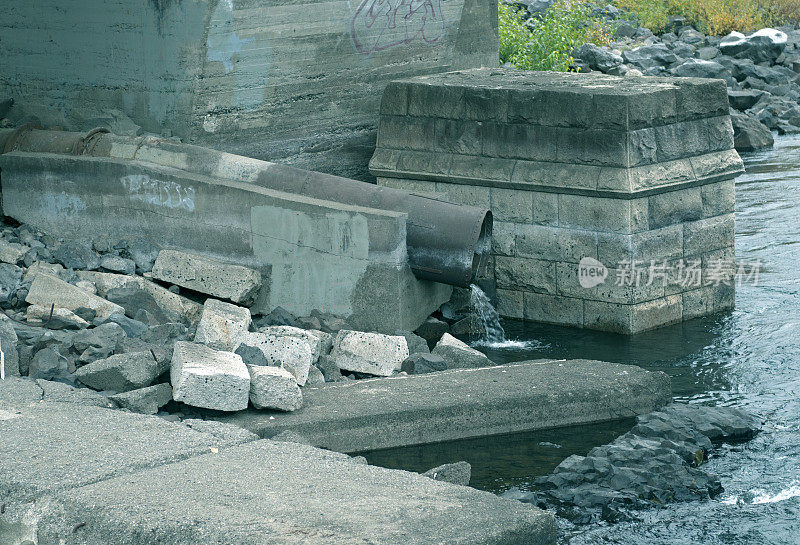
xmin=0 ymin=152 xmax=452 ymax=332
xmin=218 ymin=360 xmax=672 ymax=452
xmin=0 ymin=394 xmax=554 ymax=544
xmin=26 ymin=272 xmax=125 ymax=320
xmin=0 ymin=0 xmax=499 ymax=181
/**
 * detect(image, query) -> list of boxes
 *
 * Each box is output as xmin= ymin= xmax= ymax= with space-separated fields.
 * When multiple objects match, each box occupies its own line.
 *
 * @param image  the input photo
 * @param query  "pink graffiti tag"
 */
xmin=351 ymin=0 xmax=445 ymax=54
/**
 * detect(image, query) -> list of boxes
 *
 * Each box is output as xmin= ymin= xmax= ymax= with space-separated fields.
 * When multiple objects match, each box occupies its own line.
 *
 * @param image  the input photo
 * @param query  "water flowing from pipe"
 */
xmin=470 ymin=284 xmax=507 ymax=344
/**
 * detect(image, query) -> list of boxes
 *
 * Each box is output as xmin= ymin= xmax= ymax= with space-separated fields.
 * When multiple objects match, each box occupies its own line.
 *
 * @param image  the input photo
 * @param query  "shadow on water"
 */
xmin=363 ymin=135 xmax=800 ymax=544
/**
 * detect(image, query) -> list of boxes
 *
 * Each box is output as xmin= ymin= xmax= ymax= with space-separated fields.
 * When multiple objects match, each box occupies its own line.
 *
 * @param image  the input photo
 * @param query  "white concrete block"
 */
xmin=194 ymin=298 xmax=251 ymax=351
xmin=248 ymin=365 xmax=302 ymax=411
xmin=330 ymin=330 xmax=409 ymax=377
xmin=171 ymin=341 xmax=250 ymax=412
xmin=234 ymin=331 xmax=314 ymax=386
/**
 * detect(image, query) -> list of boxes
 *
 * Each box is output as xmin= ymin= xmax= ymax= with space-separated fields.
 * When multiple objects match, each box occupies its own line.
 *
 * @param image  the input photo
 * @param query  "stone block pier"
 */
xmin=372 ymin=68 xmax=745 ymax=333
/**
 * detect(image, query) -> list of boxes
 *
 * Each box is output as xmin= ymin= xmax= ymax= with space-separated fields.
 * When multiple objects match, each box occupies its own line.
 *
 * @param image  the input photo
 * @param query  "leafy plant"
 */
xmin=499 ymin=1 xmax=612 ymax=72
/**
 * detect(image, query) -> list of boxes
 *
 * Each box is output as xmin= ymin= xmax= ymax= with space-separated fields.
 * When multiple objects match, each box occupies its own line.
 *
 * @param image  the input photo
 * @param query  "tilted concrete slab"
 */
xmin=218 ymin=360 xmax=672 ymax=452
xmin=0 ymin=398 xmax=555 ymax=544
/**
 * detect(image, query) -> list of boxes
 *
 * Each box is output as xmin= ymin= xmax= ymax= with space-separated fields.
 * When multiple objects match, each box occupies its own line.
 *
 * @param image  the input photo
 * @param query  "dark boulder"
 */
xmin=731 ymin=112 xmax=774 ymax=151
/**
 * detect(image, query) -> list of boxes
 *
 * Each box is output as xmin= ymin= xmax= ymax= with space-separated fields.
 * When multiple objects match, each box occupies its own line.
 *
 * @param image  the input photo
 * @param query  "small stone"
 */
xmin=415 ymin=316 xmax=449 ymax=349
xmin=234 ymin=330 xmax=314 ymax=386
xmin=125 ymin=238 xmax=159 ymax=273
xmin=74 ymin=351 xmax=160 ymax=392
xmin=248 ymin=365 xmax=303 ymax=411
xmin=53 ymin=240 xmax=100 ymax=270
xmin=422 ymin=461 xmax=471 ymax=486
xmin=0 ymin=263 xmax=23 ymax=305
xmin=330 ymin=330 xmax=409 ymax=377
xmin=110 ymin=383 xmax=173 ymax=414
xmin=395 ymin=330 xmax=429 ymax=355
xmin=72 ymin=322 xmax=126 ymax=363
xmin=431 ymin=333 xmax=493 ymax=369
xmin=26 ymin=304 xmax=89 ymax=330
xmin=73 ymin=307 xmax=98 ymax=322
xmin=28 ymin=347 xmax=69 ymax=381
xmin=401 ymin=353 xmax=447 ymax=374
xmin=100 ymin=255 xmax=136 ymax=275
xmin=151 ymin=250 xmax=262 ymax=306
xmin=170 ymin=341 xmax=250 ymax=412
xmin=194 ymin=299 xmax=251 ymax=351
xmin=0 ymin=239 xmax=29 ymax=265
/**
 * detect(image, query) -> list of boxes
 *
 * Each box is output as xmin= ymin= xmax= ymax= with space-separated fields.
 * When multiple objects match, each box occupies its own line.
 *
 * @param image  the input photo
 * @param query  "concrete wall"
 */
xmin=0 ymin=0 xmax=499 ymax=180
xmin=0 ymin=151 xmax=452 ymax=332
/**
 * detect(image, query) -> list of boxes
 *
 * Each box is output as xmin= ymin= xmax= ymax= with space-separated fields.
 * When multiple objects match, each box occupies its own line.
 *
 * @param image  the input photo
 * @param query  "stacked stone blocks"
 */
xmin=371 ymin=69 xmax=744 ymax=334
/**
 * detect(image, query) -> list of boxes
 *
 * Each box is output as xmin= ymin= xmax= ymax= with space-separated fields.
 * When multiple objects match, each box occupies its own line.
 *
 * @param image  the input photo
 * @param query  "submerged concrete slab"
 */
xmin=218 ymin=360 xmax=672 ymax=453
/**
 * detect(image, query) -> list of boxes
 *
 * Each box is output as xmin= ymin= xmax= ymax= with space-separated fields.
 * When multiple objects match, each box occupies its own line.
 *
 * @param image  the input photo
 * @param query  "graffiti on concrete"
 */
xmin=121 ymin=174 xmax=196 ymax=212
xmin=351 ymin=0 xmax=445 ymax=54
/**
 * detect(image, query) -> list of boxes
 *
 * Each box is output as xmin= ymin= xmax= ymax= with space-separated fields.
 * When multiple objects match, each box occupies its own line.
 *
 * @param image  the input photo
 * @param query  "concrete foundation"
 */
xmin=0 ymin=151 xmax=451 ymax=331
xmin=0 ymin=0 xmax=499 ymax=180
xmin=372 ymin=69 xmax=745 ymax=333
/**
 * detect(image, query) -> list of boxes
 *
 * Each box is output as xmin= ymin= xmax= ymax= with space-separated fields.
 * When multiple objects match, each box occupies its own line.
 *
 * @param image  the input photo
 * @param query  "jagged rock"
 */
xmin=234 ymin=330 xmax=315 ymax=386
xmin=73 ymin=307 xmax=98 ymax=322
xmin=194 ymin=299 xmax=251 ymax=351
xmin=294 ymin=310 xmax=349 ymax=334
xmin=728 ymin=89 xmax=768 ymax=111
xmin=26 ymin=304 xmax=89 ymax=330
xmin=431 ymin=333 xmax=493 ymax=369
xmin=23 ymin=261 xmax=64 ymax=283
xmin=330 ymin=330 xmax=408 ymax=377
xmin=37 ymin=378 xmax=115 ymax=407
xmin=415 ymin=316 xmax=449 ymax=349
xmin=622 ymin=44 xmax=678 ymax=70
xmin=401 ymin=353 xmax=448 ymax=374
xmin=395 ymin=330 xmax=429 ymax=355
xmin=104 ymin=313 xmax=148 ymax=338
xmin=422 ymin=461 xmax=471 ymax=486
xmin=26 ymin=272 xmax=125 ymax=320
xmin=450 ymin=315 xmax=482 ymax=337
xmin=170 ymin=341 xmax=250 ymax=412
xmin=0 ymin=314 xmax=20 ymax=376
xmin=74 ymin=351 xmax=160 ymax=392
xmin=28 ymin=347 xmax=70 ymax=381
xmin=0 ymin=263 xmax=23 ymax=305
xmin=142 ymin=322 xmax=190 ymax=345
xmin=105 ymin=285 xmax=170 ymax=323
xmin=151 ymin=249 xmax=262 ymax=306
xmin=72 ymin=322 xmax=126 ymax=363
xmin=315 ymin=355 xmax=341 ymax=382
xmin=124 ymin=238 xmax=159 ymax=273
xmin=99 ymin=255 xmax=136 ymax=275
xmin=721 ymin=28 xmax=788 ymax=64
xmin=255 ymin=306 xmax=298 ymax=328
xmin=53 ymin=240 xmax=101 ymax=270
xmin=0 ymin=239 xmax=29 ymax=265
xmin=305 ymin=364 xmax=325 ymax=385
xmin=572 ymin=43 xmax=623 ymax=73
xmin=731 ymin=111 xmax=774 ymax=152
xmin=671 ymin=59 xmax=729 ymax=79
xmin=247 ymin=365 xmax=303 ymax=411
xmin=110 ymin=383 xmax=172 ymax=414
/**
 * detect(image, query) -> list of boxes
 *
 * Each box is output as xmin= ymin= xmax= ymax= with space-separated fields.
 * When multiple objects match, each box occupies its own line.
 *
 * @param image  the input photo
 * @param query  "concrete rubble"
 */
xmin=234 ymin=329 xmax=315 ymax=386
xmin=432 ymin=333 xmax=494 ymax=369
xmin=194 ymin=298 xmax=251 ymax=351
xmin=247 ymin=365 xmax=303 ymax=411
xmin=330 ymin=330 xmax=410 ymax=377
xmin=171 ymin=341 xmax=250 ymax=412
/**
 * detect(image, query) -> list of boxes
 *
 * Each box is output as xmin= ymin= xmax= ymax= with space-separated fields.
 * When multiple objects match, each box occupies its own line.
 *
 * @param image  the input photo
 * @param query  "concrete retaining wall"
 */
xmin=0 ymin=0 xmax=499 ymax=180
xmin=372 ymin=69 xmax=745 ymax=334
xmin=0 ymin=151 xmax=451 ymax=331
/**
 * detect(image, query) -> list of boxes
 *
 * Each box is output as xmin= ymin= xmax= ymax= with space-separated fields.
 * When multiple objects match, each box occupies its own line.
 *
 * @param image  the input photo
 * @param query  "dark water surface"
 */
xmin=364 ymin=135 xmax=800 ymax=544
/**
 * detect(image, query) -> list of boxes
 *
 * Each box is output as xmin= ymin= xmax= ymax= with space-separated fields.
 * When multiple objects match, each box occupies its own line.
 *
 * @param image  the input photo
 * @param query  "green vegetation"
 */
xmin=612 ymin=0 xmax=800 ymax=35
xmin=499 ymin=1 xmax=612 ymax=72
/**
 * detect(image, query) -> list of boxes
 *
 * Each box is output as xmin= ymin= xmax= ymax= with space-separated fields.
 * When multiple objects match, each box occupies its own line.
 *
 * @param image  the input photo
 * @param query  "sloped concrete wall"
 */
xmin=0 ymin=0 xmax=499 ymax=180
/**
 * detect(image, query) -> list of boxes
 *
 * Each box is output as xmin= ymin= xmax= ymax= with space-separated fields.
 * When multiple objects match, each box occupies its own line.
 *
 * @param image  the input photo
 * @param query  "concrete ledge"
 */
xmin=217 ymin=360 xmax=672 ymax=452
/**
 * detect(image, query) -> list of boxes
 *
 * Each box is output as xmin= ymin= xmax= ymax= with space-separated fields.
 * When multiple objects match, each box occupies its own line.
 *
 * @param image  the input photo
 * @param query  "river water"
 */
xmin=364 ymin=135 xmax=800 ymax=544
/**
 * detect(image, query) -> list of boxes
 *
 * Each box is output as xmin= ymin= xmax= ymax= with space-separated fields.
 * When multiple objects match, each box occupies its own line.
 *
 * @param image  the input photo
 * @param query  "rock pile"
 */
xmin=506 ymin=403 xmax=760 ymax=524
xmin=0 ymin=219 xmax=497 ymax=418
xmin=508 ymin=2 xmax=800 ymax=152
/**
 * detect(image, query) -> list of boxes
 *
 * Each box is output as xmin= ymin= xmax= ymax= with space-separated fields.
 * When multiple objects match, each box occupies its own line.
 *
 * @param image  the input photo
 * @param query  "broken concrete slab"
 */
xmin=26 ymin=272 xmax=125 ymax=320
xmin=76 ymin=270 xmax=204 ymax=326
xmin=234 ymin=330 xmax=314 ymax=386
xmin=74 ymin=351 xmax=160 ymax=393
xmin=36 ymin=379 xmax=115 ymax=408
xmin=171 ymin=341 xmax=250 ymax=412
xmin=151 ymin=249 xmax=262 ymax=306
xmin=26 ymin=304 xmax=89 ymax=330
xmin=423 ymin=461 xmax=472 ymax=486
xmin=0 ymin=313 xmax=21 ymax=376
xmin=330 ymin=330 xmax=409 ymax=377
xmin=0 ymin=376 xmax=43 ymax=409
xmin=219 ymin=360 xmax=672 ymax=453
xmin=432 ymin=333 xmax=494 ymax=369
xmin=257 ymin=325 xmax=326 ymax=361
xmin=248 ymin=365 xmax=303 ymax=411
xmin=194 ymin=298 xmax=251 ymax=351
xmin=110 ymin=383 xmax=172 ymax=414
xmin=0 ymin=239 xmax=28 ymax=264
xmin=33 ymin=439 xmax=555 ymax=545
